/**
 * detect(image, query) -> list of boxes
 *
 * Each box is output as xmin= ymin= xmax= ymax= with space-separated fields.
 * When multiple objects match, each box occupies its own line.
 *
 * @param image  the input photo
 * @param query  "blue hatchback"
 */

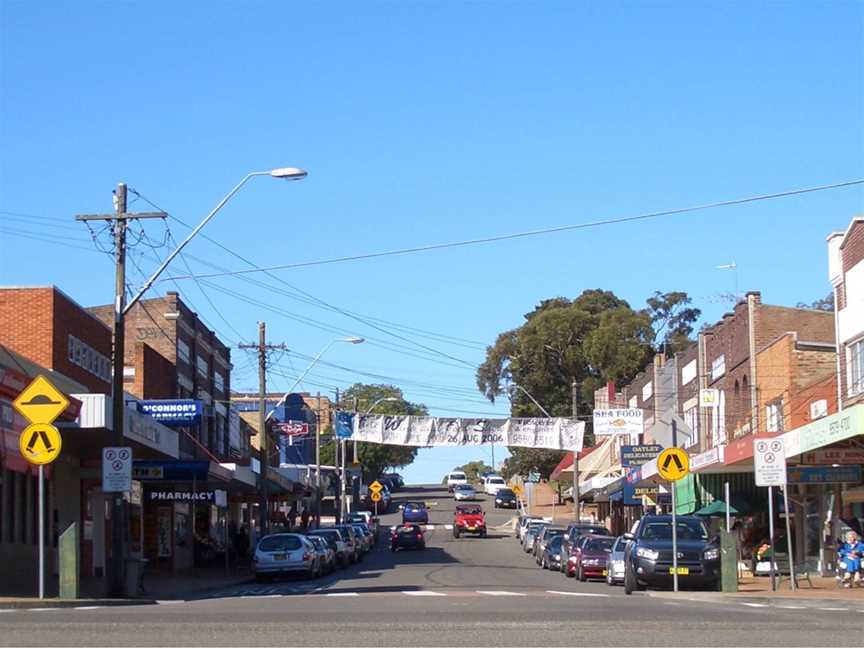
xmin=401 ymin=502 xmax=429 ymax=525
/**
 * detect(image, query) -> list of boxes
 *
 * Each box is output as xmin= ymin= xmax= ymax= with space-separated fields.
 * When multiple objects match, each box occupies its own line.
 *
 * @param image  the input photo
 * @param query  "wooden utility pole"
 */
xmin=76 ymin=184 xmax=165 ymax=596
xmin=572 ymin=380 xmax=581 ymax=522
xmin=239 ymin=323 xmax=286 ymax=538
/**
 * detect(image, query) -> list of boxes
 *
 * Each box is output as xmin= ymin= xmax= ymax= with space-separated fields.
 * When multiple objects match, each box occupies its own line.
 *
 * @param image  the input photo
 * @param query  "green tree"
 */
xmin=644 ymin=291 xmax=701 ymax=357
xmin=500 ymin=448 xmax=565 ymax=481
xmin=796 ymin=293 xmax=834 ymax=312
xmin=454 ymin=460 xmax=494 ymax=485
xmin=336 ymin=383 xmax=428 ymax=481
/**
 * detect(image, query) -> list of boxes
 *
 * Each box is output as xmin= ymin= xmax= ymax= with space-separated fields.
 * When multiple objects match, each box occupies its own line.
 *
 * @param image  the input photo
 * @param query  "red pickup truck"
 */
xmin=453 ymin=504 xmax=487 ymax=538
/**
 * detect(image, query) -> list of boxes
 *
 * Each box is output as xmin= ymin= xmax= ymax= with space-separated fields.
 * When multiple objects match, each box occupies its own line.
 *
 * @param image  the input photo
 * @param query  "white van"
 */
xmin=446 ymin=471 xmax=468 ymax=492
xmin=484 ymin=475 xmax=507 ymax=495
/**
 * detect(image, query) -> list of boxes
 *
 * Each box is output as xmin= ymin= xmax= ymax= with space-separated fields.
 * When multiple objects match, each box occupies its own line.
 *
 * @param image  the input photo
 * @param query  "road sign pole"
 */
xmin=768 ymin=486 xmax=776 ymax=592
xmin=782 ymin=484 xmax=796 ymax=591
xmin=38 ymin=464 xmax=44 ymax=600
xmin=671 ymin=479 xmax=678 ymax=593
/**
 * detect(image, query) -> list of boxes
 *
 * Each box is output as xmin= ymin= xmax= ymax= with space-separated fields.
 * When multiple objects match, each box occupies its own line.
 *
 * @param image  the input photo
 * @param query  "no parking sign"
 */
xmin=103 ymin=446 xmax=133 ymax=492
xmin=753 ymin=437 xmax=786 ymax=487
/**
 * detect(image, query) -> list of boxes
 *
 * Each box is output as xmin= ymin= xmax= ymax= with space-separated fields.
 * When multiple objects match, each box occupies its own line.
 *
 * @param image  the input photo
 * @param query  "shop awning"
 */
xmin=693 ymin=497 xmax=750 ymax=517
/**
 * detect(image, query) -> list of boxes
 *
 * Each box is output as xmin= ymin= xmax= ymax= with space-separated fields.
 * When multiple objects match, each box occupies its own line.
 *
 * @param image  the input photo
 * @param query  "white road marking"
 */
xmin=741 ymin=603 xmax=768 ymax=608
xmin=0 ymin=609 xmax=16 ymax=613
xmin=156 ymin=600 xmax=186 ymax=605
xmin=476 ymin=591 xmax=526 ymax=596
xmin=326 ymin=592 xmax=359 ymax=597
xmin=545 ymin=591 xmax=609 ymax=598
xmin=444 ymin=524 xmax=453 ymax=530
xmin=403 ymin=591 xmax=447 ymax=596
xmin=775 ymin=605 xmax=806 ymax=609
xmin=817 ymin=607 xmax=848 ymax=611
xmin=27 ymin=608 xmax=58 ymax=612
xmin=424 ymin=525 xmax=435 ymax=530
xmin=73 ymin=606 xmax=102 ymax=610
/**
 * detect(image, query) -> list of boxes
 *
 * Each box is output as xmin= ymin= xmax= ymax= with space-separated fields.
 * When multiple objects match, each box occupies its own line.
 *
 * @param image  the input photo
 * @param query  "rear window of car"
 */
xmin=398 ymin=525 xmax=420 ymax=534
xmin=585 ymin=537 xmax=615 ymax=552
xmin=489 ymin=477 xmax=505 ymax=484
xmin=310 ymin=530 xmax=340 ymax=545
xmin=545 ymin=529 xmax=565 ymax=538
xmin=457 ymin=506 xmax=482 ymax=515
xmin=405 ymin=503 xmax=424 ymax=511
xmin=334 ymin=527 xmax=354 ymax=541
xmin=258 ymin=535 xmax=302 ymax=552
xmin=449 ymin=473 xmax=467 ymax=480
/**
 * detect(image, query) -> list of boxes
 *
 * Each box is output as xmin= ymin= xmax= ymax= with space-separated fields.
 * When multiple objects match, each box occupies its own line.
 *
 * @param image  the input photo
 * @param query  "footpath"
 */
xmin=0 ymin=566 xmax=253 ymax=609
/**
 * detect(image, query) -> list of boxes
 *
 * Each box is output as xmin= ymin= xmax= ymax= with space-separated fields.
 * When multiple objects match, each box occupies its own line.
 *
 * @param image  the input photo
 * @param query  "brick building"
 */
xmin=828 ymin=216 xmax=864 ymax=409
xmin=88 ymin=291 xmax=232 ymax=460
xmin=0 ymin=286 xmax=112 ymax=394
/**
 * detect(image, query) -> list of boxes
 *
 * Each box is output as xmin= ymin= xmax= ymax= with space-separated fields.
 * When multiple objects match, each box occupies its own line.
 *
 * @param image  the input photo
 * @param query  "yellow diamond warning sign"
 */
xmin=19 ymin=423 xmax=62 ymax=465
xmin=13 ymin=375 xmax=70 ymax=425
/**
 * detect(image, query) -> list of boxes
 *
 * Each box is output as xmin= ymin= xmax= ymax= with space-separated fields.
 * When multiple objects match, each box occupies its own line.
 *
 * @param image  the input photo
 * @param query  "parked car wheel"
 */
xmin=624 ymin=563 xmax=644 ymax=594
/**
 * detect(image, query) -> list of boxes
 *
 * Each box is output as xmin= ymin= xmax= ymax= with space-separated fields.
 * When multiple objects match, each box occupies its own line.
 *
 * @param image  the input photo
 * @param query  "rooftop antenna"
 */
xmin=716 ymin=261 xmax=739 ymax=304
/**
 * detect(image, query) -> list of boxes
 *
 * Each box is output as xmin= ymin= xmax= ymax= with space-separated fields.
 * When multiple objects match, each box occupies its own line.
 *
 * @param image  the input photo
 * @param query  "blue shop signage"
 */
xmin=788 ymin=465 xmax=862 ymax=484
xmin=138 ymin=399 xmax=202 ymax=426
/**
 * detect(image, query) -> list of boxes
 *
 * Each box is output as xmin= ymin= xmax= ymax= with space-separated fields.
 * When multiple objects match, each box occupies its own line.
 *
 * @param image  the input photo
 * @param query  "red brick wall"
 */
xmin=0 ymin=287 xmax=112 ymax=393
xmin=841 ymin=220 xmax=864 ymax=274
xmin=127 ymin=342 xmax=175 ymax=400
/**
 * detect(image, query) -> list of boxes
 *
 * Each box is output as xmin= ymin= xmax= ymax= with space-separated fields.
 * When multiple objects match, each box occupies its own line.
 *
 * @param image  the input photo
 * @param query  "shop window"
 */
xmin=848 ymin=338 xmax=864 ymax=397
xmin=642 ymin=381 xmax=653 ymax=402
xmin=681 ymin=359 xmax=697 ymax=386
xmin=177 ymin=339 xmax=191 ymax=363
xmin=196 ymin=356 xmax=209 ymax=379
xmin=766 ymin=400 xmax=784 ymax=433
xmin=214 ymin=372 xmax=224 ymax=394
xmin=683 ymin=405 xmax=699 ymax=449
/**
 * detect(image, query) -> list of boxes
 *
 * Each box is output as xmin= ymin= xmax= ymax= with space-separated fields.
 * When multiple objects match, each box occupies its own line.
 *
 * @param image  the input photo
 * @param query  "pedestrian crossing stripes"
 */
xmin=402 ymin=591 xmax=447 ymax=596
xmin=475 ymin=590 xmax=526 ymax=596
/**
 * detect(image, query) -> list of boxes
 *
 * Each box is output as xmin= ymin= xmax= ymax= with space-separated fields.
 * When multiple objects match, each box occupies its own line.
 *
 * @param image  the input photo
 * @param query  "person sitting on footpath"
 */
xmin=838 ymin=530 xmax=864 ymax=588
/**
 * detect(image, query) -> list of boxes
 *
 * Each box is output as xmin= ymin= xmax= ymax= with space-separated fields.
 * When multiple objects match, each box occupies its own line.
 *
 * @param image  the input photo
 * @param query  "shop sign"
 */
xmin=593 ymin=408 xmax=644 ymax=438
xmin=787 ymin=465 xmax=862 ymax=484
xmin=795 ymin=406 xmax=864 ymax=455
xmin=621 ymin=444 xmax=662 ymax=467
xmin=138 ymin=399 xmax=202 ymax=426
xmin=700 ymin=389 xmax=720 ymax=408
xmin=133 ymin=460 xmax=209 ymax=481
xmin=214 ymin=489 xmax=228 ymax=507
xmin=147 ymin=489 xmax=216 ymax=503
xmin=125 ymin=408 xmax=179 ymax=458
xmin=802 ymin=447 xmax=864 ymax=465
xmin=691 ymin=445 xmax=725 ymax=472
xmin=634 ymin=486 xmax=659 ymax=497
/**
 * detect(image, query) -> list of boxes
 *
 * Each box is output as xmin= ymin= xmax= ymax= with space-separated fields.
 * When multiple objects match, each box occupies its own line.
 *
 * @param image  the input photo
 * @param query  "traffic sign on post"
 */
xmin=369 ymin=480 xmax=383 ymax=494
xmin=13 ymin=375 xmax=70 ymax=425
xmin=19 ymin=423 xmax=62 ymax=465
xmin=753 ymin=437 xmax=786 ymax=486
xmin=370 ymin=491 xmax=382 ymax=503
xmin=657 ymin=448 xmax=689 ymax=481
xmin=102 ymin=447 xmax=133 ymax=493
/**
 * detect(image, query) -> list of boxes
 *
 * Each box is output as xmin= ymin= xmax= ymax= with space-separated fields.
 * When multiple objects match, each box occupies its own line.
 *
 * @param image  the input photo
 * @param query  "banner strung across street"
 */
xmin=347 ymin=415 xmax=584 ymax=450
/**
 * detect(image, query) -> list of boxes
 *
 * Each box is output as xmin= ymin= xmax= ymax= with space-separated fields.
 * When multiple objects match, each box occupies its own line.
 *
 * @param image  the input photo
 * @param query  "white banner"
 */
xmin=593 ymin=408 xmax=644 ymax=437
xmin=351 ymin=416 xmax=584 ymax=451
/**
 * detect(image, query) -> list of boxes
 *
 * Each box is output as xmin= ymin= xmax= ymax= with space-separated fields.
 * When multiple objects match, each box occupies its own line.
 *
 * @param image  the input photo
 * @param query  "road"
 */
xmin=1 ymin=485 xmax=860 ymax=647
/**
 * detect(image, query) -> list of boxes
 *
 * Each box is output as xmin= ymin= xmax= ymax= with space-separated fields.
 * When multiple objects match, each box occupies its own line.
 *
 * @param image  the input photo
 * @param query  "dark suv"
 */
xmin=623 ymin=515 xmax=720 ymax=594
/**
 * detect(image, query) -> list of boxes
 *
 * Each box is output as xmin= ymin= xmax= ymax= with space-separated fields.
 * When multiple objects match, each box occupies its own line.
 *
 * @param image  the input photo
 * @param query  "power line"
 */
xmin=160 ymin=178 xmax=864 ymax=281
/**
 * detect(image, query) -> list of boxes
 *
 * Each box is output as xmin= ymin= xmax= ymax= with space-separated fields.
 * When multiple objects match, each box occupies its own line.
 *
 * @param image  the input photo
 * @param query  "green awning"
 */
xmin=674 ymin=474 xmax=697 ymax=515
xmin=694 ymin=497 xmax=750 ymax=517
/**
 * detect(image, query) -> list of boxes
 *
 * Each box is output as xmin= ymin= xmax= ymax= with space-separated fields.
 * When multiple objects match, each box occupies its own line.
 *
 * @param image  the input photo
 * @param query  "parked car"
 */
xmin=562 ymin=522 xmax=613 ymax=563
xmin=446 ymin=471 xmax=469 ymax=492
xmin=307 ymin=534 xmax=336 ymax=574
xmin=570 ymin=534 xmax=615 ymax=581
xmin=333 ymin=525 xmax=362 ymax=563
xmin=523 ymin=521 xmax=548 ymax=553
xmin=534 ymin=526 xmax=566 ymax=564
xmin=606 ymin=535 xmax=628 ymax=586
xmin=453 ymin=504 xmax=487 ymax=538
xmin=383 ymin=473 xmax=404 ymax=489
xmin=347 ymin=512 xmax=379 ymax=536
xmin=351 ymin=523 xmax=374 ymax=553
xmin=494 ymin=488 xmax=518 ymax=509
xmin=517 ymin=515 xmax=544 ymax=542
xmin=453 ymin=483 xmax=477 ymax=501
xmin=401 ymin=502 xmax=429 ymax=525
xmin=483 ymin=475 xmax=507 ymax=495
xmin=253 ymin=533 xmax=319 ymax=580
xmin=390 ymin=523 xmax=426 ymax=551
xmin=308 ymin=528 xmax=350 ymax=567
xmin=541 ymin=535 xmax=566 ymax=571
xmin=623 ymin=515 xmax=721 ymax=594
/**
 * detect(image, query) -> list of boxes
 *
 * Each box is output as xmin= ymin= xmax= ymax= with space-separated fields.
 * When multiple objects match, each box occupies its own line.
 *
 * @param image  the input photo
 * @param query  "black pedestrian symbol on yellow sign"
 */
xmin=18 ymin=423 xmax=62 ymax=465
xmin=657 ymin=447 xmax=689 ymax=481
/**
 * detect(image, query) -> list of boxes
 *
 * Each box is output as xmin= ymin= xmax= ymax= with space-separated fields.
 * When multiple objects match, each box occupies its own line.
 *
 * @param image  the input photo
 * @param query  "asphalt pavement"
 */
xmin=1 ymin=485 xmax=860 ymax=647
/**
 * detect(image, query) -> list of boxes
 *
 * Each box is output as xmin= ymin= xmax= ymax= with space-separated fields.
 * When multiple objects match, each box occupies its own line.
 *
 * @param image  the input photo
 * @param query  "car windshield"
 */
xmin=455 ymin=484 xmax=472 ymax=490
xmin=489 ymin=478 xmax=505 ymax=484
xmin=258 ymin=535 xmax=302 ymax=552
xmin=545 ymin=529 xmax=565 ymax=538
xmin=498 ymin=489 xmax=514 ymax=496
xmin=405 ymin=503 xmax=424 ymax=511
xmin=528 ymin=523 xmax=546 ymax=532
xmin=458 ymin=506 xmax=482 ymax=515
xmin=640 ymin=519 xmax=709 ymax=541
xmin=548 ymin=536 xmax=564 ymax=548
xmin=310 ymin=531 xmax=339 ymax=545
xmin=585 ymin=537 xmax=615 ymax=552
xmin=611 ymin=537 xmax=625 ymax=552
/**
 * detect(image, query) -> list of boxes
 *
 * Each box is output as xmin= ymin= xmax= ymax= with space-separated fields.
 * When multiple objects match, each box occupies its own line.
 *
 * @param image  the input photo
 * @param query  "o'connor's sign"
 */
xmin=350 ymin=416 xmax=584 ymax=451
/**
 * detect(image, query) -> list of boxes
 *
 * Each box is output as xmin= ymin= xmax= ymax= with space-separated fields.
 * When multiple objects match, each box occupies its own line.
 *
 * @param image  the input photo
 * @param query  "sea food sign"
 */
xmin=593 ymin=409 xmax=644 ymax=438
xmin=350 ymin=416 xmax=584 ymax=451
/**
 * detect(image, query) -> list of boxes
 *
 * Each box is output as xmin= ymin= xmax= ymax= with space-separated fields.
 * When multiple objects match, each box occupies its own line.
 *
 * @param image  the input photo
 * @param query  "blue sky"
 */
xmin=1 ymin=2 xmax=862 ymax=484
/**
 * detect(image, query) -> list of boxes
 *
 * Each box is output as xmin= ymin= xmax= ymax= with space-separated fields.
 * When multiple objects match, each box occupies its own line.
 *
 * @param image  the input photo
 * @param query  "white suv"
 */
xmin=446 ymin=471 xmax=468 ymax=492
xmin=484 ymin=475 xmax=507 ymax=495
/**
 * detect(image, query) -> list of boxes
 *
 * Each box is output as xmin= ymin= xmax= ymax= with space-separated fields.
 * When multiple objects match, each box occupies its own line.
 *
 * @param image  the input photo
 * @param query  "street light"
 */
xmin=363 ymin=396 xmax=400 ymax=416
xmin=97 ymin=166 xmax=305 ymax=597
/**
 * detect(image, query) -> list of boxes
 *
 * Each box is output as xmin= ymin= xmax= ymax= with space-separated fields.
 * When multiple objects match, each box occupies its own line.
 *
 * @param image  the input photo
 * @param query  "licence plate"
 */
xmin=668 ymin=567 xmax=689 ymax=575
xmin=467 ymin=526 xmax=476 ymax=531
xmin=274 ymin=554 xmax=286 ymax=561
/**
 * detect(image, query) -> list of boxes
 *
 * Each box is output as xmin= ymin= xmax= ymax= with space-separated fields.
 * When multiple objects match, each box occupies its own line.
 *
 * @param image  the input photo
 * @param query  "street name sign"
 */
xmin=102 ymin=447 xmax=133 ymax=492
xmin=657 ymin=448 xmax=689 ymax=481
xmin=753 ymin=437 xmax=786 ymax=487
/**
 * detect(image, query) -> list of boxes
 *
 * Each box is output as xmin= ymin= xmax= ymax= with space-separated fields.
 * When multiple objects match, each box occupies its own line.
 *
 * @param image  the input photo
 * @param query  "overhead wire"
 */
xmin=159 ymin=178 xmax=864 ymax=281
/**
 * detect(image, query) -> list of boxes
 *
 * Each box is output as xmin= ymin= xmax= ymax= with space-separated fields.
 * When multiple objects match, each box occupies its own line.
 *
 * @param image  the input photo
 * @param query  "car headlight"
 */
xmin=636 ymin=547 xmax=659 ymax=561
xmin=704 ymin=548 xmax=720 ymax=561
